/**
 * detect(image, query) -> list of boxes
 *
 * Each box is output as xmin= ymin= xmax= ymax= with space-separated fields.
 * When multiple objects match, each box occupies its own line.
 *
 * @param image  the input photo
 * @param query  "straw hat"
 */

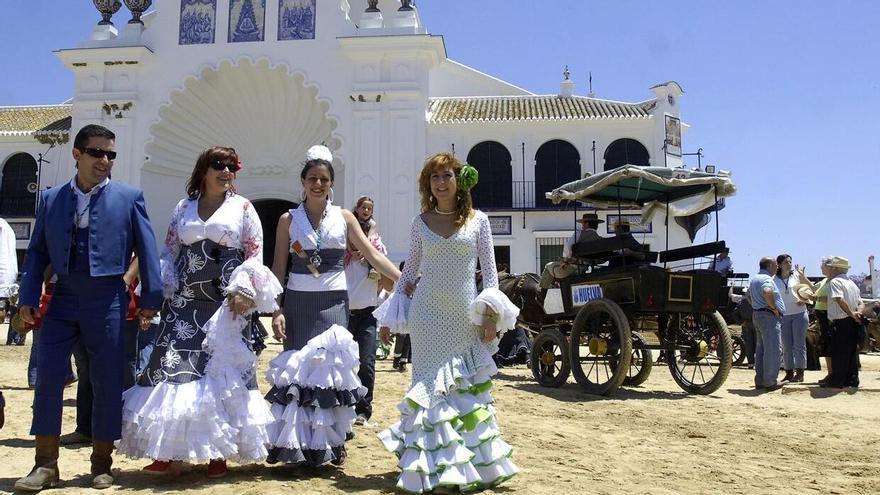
xmin=827 ymin=256 xmax=851 ymax=269
xmin=577 ymin=213 xmax=603 ymax=225
xmin=791 ymin=283 xmax=815 ymax=304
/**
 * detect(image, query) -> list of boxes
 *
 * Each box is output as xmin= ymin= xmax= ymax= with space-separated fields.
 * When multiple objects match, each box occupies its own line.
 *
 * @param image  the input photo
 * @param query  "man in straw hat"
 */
xmin=539 ymin=213 xmax=603 ymax=289
xmin=823 ymin=256 xmax=863 ymax=389
xmin=748 ymin=257 xmax=785 ymax=390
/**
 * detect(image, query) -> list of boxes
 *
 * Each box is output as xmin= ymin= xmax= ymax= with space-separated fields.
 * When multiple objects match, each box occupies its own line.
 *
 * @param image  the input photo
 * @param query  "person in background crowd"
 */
xmin=774 ymin=254 xmax=809 ymax=383
xmin=539 ymin=213 xmax=602 ymax=289
xmin=391 ymin=260 xmax=412 ymax=372
xmin=739 ymin=291 xmax=756 ymax=369
xmin=345 ymin=196 xmax=388 ymax=427
xmin=711 ymin=247 xmax=733 ymax=276
xmin=800 ymin=257 xmax=834 ymax=384
xmin=823 ymin=256 xmax=863 ymax=389
xmin=748 ymin=256 xmax=784 ymax=391
xmin=1 ymin=216 xmax=20 ymax=345
xmin=14 ymin=124 xmax=163 ymax=491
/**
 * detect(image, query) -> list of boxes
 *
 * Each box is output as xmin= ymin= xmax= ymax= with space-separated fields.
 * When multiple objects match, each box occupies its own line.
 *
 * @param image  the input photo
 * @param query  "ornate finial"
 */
xmin=563 ymin=65 xmax=570 ymax=81
xmin=399 ymin=0 xmax=414 ymax=12
xmin=93 ymin=0 xmax=123 ymax=26
xmin=366 ymin=0 xmax=380 ymax=13
xmin=123 ymin=0 xmax=153 ymax=25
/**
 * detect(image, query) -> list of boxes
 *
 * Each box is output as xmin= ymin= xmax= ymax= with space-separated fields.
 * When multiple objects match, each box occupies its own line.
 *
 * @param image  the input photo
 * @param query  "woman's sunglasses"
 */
xmin=210 ymin=160 xmax=241 ymax=173
xmin=79 ymin=147 xmax=117 ymax=160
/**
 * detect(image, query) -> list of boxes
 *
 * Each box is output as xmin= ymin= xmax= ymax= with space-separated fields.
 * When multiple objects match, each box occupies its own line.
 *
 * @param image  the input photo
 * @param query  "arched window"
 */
xmin=467 ymin=141 xmax=512 ymax=208
xmin=534 ymin=139 xmax=580 ymax=207
xmin=603 ymin=138 xmax=649 ymax=171
xmin=0 ymin=153 xmax=38 ymax=217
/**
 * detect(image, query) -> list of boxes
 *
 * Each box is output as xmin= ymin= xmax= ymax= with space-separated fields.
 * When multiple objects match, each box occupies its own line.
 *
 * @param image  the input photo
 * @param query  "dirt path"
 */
xmin=1 ymin=339 xmax=878 ymax=494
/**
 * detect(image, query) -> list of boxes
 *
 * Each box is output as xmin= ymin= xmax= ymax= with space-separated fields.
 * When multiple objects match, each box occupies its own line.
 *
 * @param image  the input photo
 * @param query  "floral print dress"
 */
xmin=118 ymin=193 xmax=276 ymax=463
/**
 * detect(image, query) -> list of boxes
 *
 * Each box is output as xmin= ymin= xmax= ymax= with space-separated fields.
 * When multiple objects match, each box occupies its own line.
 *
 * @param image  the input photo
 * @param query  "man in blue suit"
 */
xmin=15 ymin=124 xmax=163 ymax=492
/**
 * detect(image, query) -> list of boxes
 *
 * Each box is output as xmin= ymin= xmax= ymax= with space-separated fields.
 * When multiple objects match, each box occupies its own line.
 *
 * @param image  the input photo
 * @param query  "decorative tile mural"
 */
xmin=179 ymin=0 xmax=216 ymax=45
xmin=229 ymin=0 xmax=266 ymax=43
xmin=278 ymin=0 xmax=316 ymax=40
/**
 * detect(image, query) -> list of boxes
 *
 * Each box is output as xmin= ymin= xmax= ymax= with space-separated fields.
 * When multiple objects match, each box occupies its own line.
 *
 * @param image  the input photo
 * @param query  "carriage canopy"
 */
xmin=545 ymin=165 xmax=737 ymax=221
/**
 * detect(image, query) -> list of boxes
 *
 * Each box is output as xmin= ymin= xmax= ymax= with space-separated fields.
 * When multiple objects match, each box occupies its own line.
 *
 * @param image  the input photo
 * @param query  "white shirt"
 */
xmin=287 ymin=203 xmax=348 ymax=292
xmin=774 ymin=272 xmax=807 ymax=315
xmin=0 ymin=217 xmax=18 ymax=298
xmin=70 ymin=177 xmax=110 ymax=228
xmin=828 ymin=274 xmax=862 ymax=321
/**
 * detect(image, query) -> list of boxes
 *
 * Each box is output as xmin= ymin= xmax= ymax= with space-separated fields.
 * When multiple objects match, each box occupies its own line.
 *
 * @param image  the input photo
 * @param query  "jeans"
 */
xmin=780 ymin=311 xmax=808 ymax=370
xmin=753 ymin=311 xmax=782 ymax=387
xmin=122 ymin=319 xmax=157 ymax=389
xmin=348 ymin=307 xmax=377 ymax=420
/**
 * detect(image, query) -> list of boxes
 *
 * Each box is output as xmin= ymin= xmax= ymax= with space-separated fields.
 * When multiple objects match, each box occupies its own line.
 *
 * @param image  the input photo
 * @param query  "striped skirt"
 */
xmin=282 ymin=289 xmax=349 ymax=351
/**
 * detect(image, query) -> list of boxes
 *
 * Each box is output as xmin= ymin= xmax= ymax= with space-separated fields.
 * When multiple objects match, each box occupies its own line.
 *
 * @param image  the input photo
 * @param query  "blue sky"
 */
xmin=2 ymin=1 xmax=878 ymax=275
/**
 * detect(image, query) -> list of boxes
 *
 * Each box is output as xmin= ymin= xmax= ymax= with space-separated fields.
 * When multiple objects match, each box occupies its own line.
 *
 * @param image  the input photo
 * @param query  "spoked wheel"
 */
xmin=730 ymin=334 xmax=746 ymax=367
xmin=665 ymin=311 xmax=732 ymax=395
xmin=622 ymin=332 xmax=653 ymax=386
xmin=569 ymin=299 xmax=632 ymax=396
xmin=530 ymin=328 xmax=571 ymax=387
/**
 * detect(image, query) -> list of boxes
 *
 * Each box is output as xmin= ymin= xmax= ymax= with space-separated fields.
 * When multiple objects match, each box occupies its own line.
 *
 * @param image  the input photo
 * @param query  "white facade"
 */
xmin=0 ymin=0 xmax=698 ymax=273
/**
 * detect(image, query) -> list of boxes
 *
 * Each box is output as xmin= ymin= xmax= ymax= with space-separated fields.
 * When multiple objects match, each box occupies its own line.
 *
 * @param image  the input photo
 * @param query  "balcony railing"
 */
xmin=471 ymin=180 xmax=581 ymax=210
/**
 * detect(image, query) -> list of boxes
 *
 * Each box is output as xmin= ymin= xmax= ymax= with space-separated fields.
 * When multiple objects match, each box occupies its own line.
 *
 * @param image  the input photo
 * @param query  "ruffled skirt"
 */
xmin=378 ymin=340 xmax=519 ymax=493
xmin=118 ymin=377 xmax=274 ymax=463
xmin=265 ymin=324 xmax=366 ymax=466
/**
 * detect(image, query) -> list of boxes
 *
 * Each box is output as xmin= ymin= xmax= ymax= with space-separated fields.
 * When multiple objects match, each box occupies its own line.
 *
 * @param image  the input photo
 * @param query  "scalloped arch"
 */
xmin=144 ymin=57 xmax=342 ymax=179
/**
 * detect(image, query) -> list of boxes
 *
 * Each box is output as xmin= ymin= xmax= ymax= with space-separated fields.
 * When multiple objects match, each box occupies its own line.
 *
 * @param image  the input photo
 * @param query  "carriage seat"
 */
xmin=571 ymin=233 xmax=658 ymax=266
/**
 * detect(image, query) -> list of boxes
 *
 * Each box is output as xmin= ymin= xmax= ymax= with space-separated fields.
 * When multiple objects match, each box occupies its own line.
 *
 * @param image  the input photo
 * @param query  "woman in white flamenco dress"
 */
xmin=264 ymin=145 xmax=401 ymax=467
xmin=375 ymin=152 xmax=520 ymax=493
xmin=117 ymin=147 xmax=281 ymax=478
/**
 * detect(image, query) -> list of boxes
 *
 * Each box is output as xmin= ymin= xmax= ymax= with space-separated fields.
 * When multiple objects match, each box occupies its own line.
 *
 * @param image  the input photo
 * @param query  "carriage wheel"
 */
xmin=529 ymin=328 xmax=570 ymax=388
xmin=568 ymin=299 xmax=632 ymax=396
xmin=622 ymin=332 xmax=653 ymax=386
xmin=665 ymin=311 xmax=732 ymax=395
xmin=730 ymin=334 xmax=746 ymax=367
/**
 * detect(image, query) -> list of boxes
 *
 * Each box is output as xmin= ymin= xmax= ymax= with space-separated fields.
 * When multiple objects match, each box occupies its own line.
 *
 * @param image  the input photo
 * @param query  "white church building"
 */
xmin=0 ymin=0 xmax=699 ymax=274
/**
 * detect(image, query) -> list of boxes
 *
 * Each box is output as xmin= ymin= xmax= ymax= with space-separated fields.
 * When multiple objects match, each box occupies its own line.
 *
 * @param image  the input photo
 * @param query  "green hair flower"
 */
xmin=458 ymin=164 xmax=479 ymax=192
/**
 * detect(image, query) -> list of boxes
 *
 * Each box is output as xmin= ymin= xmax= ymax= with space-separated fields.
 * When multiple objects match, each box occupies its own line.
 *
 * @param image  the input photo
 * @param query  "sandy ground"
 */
xmin=1 ymin=332 xmax=879 ymax=495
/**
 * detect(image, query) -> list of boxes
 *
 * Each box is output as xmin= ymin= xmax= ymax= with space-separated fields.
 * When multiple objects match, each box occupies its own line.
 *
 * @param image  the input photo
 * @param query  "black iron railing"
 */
xmin=471 ymin=180 xmax=579 ymax=210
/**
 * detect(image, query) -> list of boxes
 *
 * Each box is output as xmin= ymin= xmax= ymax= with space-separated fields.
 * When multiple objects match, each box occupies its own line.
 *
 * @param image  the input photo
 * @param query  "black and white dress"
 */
xmin=119 ymin=194 xmax=280 ymax=463
xmin=264 ymin=201 xmax=365 ymax=466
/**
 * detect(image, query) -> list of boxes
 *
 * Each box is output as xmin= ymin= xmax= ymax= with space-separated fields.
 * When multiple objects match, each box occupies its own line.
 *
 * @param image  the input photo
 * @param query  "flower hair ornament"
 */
xmin=306 ymin=144 xmax=333 ymax=162
xmin=457 ymin=163 xmax=479 ymax=192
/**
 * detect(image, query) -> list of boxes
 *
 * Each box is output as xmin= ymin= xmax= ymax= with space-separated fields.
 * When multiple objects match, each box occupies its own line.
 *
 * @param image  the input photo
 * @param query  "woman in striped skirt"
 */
xmin=265 ymin=145 xmax=400 ymax=467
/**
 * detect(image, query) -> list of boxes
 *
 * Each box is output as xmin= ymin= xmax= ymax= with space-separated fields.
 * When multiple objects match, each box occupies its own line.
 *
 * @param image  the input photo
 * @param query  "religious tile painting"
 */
xmin=229 ymin=0 xmax=266 ymax=43
xmin=179 ymin=0 xmax=216 ymax=45
xmin=278 ymin=0 xmax=316 ymax=40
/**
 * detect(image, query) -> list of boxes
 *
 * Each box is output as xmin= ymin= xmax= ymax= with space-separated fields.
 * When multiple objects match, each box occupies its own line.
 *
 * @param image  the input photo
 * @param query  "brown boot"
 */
xmin=793 ymin=369 xmax=804 ymax=383
xmin=90 ymin=440 xmax=115 ymax=489
xmin=14 ymin=435 xmax=60 ymax=492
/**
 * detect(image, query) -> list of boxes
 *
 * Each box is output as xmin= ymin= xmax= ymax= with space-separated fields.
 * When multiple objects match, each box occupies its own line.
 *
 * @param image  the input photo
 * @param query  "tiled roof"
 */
xmin=0 ymin=105 xmax=73 ymax=137
xmin=427 ymin=96 xmax=656 ymax=124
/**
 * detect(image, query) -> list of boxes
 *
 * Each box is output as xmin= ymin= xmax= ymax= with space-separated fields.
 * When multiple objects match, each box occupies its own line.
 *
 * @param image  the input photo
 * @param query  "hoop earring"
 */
xmin=328 ymin=187 xmax=335 ymax=203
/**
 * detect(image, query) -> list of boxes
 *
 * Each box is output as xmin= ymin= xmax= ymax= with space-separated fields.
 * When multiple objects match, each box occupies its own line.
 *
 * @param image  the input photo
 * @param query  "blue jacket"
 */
xmin=19 ymin=180 xmax=163 ymax=310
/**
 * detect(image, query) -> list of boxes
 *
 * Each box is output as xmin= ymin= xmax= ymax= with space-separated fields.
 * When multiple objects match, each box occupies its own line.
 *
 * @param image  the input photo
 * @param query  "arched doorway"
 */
xmin=603 ymin=138 xmax=649 ymax=171
xmin=467 ymin=141 xmax=512 ymax=208
xmin=253 ymin=199 xmax=297 ymax=269
xmin=534 ymin=140 xmax=580 ymax=208
xmin=0 ymin=152 xmax=38 ymax=217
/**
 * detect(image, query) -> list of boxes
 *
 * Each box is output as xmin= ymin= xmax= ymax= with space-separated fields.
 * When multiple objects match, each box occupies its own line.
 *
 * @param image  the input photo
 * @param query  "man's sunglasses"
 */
xmin=209 ymin=160 xmax=241 ymax=173
xmin=79 ymin=147 xmax=117 ymax=160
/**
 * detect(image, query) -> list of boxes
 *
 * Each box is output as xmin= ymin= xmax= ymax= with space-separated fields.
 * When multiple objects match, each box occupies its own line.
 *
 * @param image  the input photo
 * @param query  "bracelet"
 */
xmin=484 ymin=312 xmax=500 ymax=324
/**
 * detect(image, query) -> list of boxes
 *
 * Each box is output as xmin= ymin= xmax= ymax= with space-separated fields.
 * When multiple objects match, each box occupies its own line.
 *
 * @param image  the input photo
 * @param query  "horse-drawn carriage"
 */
xmin=523 ymin=165 xmax=738 ymax=396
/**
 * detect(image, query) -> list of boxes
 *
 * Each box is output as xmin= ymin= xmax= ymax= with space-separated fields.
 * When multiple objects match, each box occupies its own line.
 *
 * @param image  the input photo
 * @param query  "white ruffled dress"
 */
xmin=373 ymin=211 xmax=520 ymax=493
xmin=118 ymin=195 xmax=281 ymax=463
